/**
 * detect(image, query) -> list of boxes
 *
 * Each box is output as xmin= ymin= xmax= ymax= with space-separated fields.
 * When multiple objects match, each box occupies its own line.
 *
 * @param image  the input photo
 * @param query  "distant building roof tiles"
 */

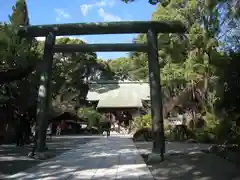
xmin=86 ymin=80 xmax=150 ymax=108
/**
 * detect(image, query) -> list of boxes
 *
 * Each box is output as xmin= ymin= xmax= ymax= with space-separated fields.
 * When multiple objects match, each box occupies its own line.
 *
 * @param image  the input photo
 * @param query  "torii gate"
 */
xmin=18 ymin=21 xmax=186 ymax=161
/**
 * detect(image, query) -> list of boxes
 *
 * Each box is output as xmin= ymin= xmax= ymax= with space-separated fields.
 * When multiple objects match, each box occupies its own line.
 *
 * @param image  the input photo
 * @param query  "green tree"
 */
xmin=0 ymin=0 xmax=41 ymax=144
xmin=10 ymin=0 xmax=29 ymax=26
xmin=108 ymin=57 xmax=133 ymax=80
xmin=77 ymin=107 xmax=106 ymax=128
xmin=33 ymin=38 xmax=115 ymax=116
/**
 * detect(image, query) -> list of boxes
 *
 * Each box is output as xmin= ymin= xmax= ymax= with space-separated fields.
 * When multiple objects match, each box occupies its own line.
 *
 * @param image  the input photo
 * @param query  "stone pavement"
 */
xmin=135 ymin=141 xmax=213 ymax=155
xmin=0 ymin=135 xmax=99 ymax=178
xmin=5 ymin=132 xmax=153 ymax=180
xmin=135 ymin=141 xmax=240 ymax=180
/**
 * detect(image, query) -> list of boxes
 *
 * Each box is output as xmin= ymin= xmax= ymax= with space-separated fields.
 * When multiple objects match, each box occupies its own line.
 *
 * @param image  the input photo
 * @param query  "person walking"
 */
xmin=107 ymin=121 xmax=111 ymax=137
xmin=31 ymin=122 xmax=36 ymax=139
xmin=56 ymin=124 xmax=61 ymax=136
xmin=15 ymin=125 xmax=24 ymax=147
xmin=14 ymin=109 xmax=24 ymax=147
xmin=28 ymin=127 xmax=37 ymax=158
xmin=47 ymin=122 xmax=52 ymax=139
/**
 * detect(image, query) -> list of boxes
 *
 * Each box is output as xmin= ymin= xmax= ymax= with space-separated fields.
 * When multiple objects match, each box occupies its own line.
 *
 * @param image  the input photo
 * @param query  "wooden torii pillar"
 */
xmin=147 ymin=29 xmax=165 ymax=160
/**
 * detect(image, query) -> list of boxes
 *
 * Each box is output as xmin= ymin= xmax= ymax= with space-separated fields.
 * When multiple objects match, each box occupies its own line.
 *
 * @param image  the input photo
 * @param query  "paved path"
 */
xmin=0 ymin=135 xmax=99 ymax=178
xmin=135 ymin=141 xmax=240 ymax=180
xmin=135 ymin=141 xmax=213 ymax=155
xmin=5 ymin=133 xmax=153 ymax=180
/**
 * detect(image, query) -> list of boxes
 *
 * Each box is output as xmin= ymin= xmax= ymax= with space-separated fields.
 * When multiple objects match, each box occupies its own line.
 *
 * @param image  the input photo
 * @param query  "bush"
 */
xmin=133 ymin=128 xmax=152 ymax=141
xmin=202 ymin=112 xmax=219 ymax=133
xmin=132 ymin=111 xmax=240 ymax=143
xmin=195 ymin=131 xmax=214 ymax=143
xmin=132 ymin=114 xmax=152 ymax=129
xmin=132 ymin=114 xmax=152 ymax=141
xmin=132 ymin=114 xmax=171 ymax=141
xmin=198 ymin=112 xmax=239 ymax=143
xmin=77 ymin=107 xmax=106 ymax=128
xmin=192 ymin=112 xmax=219 ymax=143
xmin=215 ymin=119 xmax=240 ymax=144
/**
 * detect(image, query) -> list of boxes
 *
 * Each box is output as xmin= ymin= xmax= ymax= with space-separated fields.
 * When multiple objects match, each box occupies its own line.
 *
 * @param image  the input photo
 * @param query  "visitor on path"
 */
xmin=177 ymin=111 xmax=184 ymax=124
xmin=24 ymin=117 xmax=31 ymax=144
xmin=47 ymin=122 xmax=52 ymax=139
xmin=114 ymin=122 xmax=120 ymax=133
xmin=20 ymin=112 xmax=31 ymax=145
xmin=107 ymin=121 xmax=111 ymax=136
xmin=176 ymin=109 xmax=188 ymax=140
xmin=31 ymin=122 xmax=36 ymax=139
xmin=28 ymin=128 xmax=37 ymax=158
xmin=15 ymin=125 xmax=24 ymax=147
xmin=56 ymin=124 xmax=62 ymax=136
xmin=102 ymin=121 xmax=111 ymax=138
xmin=14 ymin=109 xmax=24 ymax=147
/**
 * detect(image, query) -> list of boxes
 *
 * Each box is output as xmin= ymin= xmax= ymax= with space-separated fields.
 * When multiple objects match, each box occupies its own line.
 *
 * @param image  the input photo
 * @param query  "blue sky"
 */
xmin=0 ymin=0 xmax=156 ymax=60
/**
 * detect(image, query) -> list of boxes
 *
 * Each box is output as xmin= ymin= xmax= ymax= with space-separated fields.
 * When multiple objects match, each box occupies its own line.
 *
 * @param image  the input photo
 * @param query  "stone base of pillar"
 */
xmin=28 ymin=151 xmax=54 ymax=160
xmin=146 ymin=152 xmax=164 ymax=163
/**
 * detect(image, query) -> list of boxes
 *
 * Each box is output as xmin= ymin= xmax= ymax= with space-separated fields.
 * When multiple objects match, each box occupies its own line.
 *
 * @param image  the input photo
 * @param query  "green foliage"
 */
xmin=108 ymin=57 xmax=133 ymax=80
xmin=50 ymin=37 xmax=97 ymax=97
xmin=203 ymin=112 xmax=220 ymax=133
xmin=0 ymin=0 xmax=34 ymax=70
xmin=220 ymin=53 xmax=240 ymax=114
xmin=113 ymin=0 xmax=239 ymax=144
xmin=77 ymin=107 xmax=106 ymax=128
xmin=194 ymin=131 xmax=213 ymax=143
xmin=0 ymin=0 xmax=115 ymax=120
xmin=133 ymin=114 xmax=152 ymax=129
xmin=0 ymin=0 xmax=41 ymax=110
xmin=10 ymin=0 xmax=29 ymax=26
xmin=37 ymin=37 xmax=115 ymax=113
xmin=196 ymin=112 xmax=219 ymax=142
xmin=197 ymin=112 xmax=239 ymax=143
xmin=0 ymin=24 xmax=37 ymax=69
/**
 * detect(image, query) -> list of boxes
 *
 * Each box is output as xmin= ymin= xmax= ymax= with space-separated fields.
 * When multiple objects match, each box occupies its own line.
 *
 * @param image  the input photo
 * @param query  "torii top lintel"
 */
xmin=18 ymin=21 xmax=186 ymax=37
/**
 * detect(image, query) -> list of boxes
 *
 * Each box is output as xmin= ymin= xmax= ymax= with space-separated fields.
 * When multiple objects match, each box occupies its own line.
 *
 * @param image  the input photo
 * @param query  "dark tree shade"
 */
xmin=221 ymin=52 xmax=240 ymax=114
xmin=0 ymin=65 xmax=35 ymax=84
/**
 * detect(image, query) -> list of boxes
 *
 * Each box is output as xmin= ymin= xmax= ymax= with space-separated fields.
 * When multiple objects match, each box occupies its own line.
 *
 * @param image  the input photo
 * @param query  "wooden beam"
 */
xmin=147 ymin=29 xmax=165 ymax=161
xmin=54 ymin=43 xmax=148 ymax=52
xmin=18 ymin=21 xmax=186 ymax=37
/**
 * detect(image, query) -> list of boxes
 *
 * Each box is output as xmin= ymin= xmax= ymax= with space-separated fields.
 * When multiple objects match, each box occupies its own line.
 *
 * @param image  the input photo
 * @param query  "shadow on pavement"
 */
xmin=136 ymin=141 xmax=240 ymax=180
xmin=144 ymin=153 xmax=240 ymax=180
xmin=0 ymin=135 xmax=99 ymax=179
xmin=4 ymin=135 xmax=153 ymax=180
xmin=5 ymin=135 xmax=239 ymax=180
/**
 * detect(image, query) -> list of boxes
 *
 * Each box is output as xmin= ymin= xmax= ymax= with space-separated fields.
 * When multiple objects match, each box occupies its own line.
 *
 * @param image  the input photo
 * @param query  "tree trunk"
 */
xmin=162 ymin=80 xmax=205 ymax=118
